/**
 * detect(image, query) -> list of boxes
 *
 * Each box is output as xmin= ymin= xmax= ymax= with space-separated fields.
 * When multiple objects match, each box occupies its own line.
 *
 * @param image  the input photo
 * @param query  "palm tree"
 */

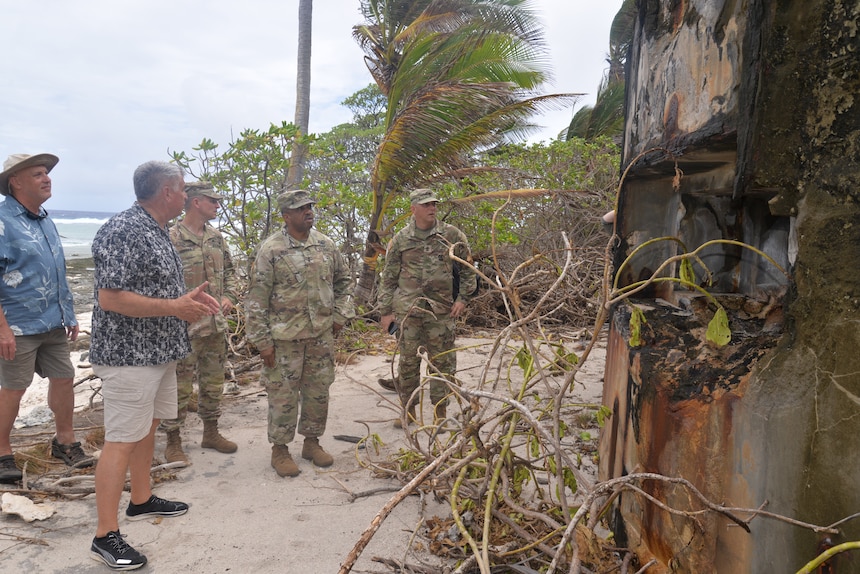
xmin=564 ymin=0 xmax=636 ymax=141
xmin=352 ymin=0 xmax=579 ymax=301
xmin=287 ymin=0 xmax=312 ymax=188
xmin=564 ymin=74 xmax=625 ymax=140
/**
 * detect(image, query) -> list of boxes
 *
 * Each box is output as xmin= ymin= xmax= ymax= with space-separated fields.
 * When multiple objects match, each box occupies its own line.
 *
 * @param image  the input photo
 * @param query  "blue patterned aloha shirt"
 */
xmin=0 ymin=196 xmax=77 ymax=335
xmin=89 ymin=203 xmax=191 ymax=366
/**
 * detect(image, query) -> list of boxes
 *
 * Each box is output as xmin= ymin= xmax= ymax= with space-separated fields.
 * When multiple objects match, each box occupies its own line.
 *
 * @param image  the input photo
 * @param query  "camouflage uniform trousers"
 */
xmin=161 ymin=332 xmax=227 ymax=432
xmin=397 ymin=309 xmax=456 ymax=409
xmin=263 ymin=335 xmax=335 ymax=445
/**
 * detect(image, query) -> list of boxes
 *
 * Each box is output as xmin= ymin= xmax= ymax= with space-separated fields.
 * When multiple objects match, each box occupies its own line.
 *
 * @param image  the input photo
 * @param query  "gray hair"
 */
xmin=133 ymin=161 xmax=184 ymax=201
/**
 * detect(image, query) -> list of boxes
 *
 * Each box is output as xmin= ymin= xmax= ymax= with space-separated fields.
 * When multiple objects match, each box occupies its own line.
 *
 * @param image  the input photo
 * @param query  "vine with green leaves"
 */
xmin=603 ymin=148 xmax=789 ymax=349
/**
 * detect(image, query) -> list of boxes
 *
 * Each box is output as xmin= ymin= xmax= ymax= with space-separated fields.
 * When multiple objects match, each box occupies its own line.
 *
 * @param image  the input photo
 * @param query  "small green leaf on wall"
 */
xmin=629 ymin=305 xmax=646 ymax=347
xmin=707 ymin=307 xmax=732 ymax=346
xmin=596 ymin=405 xmax=612 ymax=427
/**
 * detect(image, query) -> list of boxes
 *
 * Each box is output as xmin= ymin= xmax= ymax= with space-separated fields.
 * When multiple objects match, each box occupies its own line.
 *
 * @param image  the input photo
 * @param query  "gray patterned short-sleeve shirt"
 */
xmin=89 ymin=203 xmax=191 ymax=366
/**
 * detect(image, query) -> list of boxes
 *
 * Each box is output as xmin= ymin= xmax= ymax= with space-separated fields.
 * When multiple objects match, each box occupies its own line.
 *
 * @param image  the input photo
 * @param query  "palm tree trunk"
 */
xmin=354 ymin=204 xmax=384 ymax=303
xmin=287 ymin=0 xmax=312 ymax=188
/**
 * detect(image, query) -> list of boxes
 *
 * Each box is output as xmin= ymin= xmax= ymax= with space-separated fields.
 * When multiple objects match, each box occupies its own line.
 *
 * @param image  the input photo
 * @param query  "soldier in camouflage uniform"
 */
xmin=245 ymin=189 xmax=354 ymax=478
xmin=160 ymin=181 xmax=241 ymax=463
xmin=377 ymin=188 xmax=477 ymax=428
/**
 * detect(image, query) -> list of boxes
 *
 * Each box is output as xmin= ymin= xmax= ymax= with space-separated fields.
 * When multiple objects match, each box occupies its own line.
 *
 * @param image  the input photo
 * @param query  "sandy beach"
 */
xmin=4 ymin=337 xmax=459 ymax=573
xmin=2 ymin=257 xmax=607 ymax=573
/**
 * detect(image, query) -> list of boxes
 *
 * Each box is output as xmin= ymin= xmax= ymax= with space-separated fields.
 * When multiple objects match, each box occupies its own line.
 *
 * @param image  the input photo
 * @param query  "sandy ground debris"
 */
xmin=3 ymin=267 xmax=607 ymax=573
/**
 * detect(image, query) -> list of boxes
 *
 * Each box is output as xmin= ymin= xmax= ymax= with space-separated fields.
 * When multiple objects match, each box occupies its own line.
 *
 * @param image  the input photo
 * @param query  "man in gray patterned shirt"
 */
xmin=88 ymin=161 xmax=220 ymax=571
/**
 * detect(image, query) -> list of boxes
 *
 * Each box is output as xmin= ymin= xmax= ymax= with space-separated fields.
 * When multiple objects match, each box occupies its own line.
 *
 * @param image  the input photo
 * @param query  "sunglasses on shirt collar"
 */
xmin=26 ymin=209 xmax=47 ymax=220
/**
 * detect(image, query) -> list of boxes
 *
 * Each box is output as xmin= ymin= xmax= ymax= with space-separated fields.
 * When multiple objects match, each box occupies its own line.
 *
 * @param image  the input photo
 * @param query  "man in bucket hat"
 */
xmin=160 ymin=181 xmax=240 ymax=463
xmin=246 ymin=189 xmax=354 ymax=477
xmin=0 ymin=153 xmax=94 ymax=483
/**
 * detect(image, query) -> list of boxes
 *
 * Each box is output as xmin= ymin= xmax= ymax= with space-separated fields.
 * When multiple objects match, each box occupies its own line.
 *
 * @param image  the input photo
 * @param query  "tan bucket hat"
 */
xmin=0 ymin=153 xmax=59 ymax=196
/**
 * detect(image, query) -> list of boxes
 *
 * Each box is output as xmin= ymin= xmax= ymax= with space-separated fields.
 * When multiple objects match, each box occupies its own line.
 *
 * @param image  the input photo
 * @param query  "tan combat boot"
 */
xmin=393 ymin=406 xmax=416 ymax=429
xmin=165 ymin=430 xmax=188 ymax=464
xmin=201 ymin=420 xmax=237 ymax=453
xmin=301 ymin=437 xmax=333 ymax=467
xmin=271 ymin=444 xmax=300 ymax=477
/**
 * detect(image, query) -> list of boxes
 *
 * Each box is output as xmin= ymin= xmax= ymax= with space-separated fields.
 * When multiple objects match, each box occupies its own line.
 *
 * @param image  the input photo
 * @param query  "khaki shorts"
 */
xmin=0 ymin=329 xmax=75 ymax=390
xmin=94 ymin=362 xmax=178 ymax=443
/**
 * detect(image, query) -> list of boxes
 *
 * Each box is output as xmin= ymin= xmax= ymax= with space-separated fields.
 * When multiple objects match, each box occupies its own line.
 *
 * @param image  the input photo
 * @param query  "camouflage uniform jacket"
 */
xmin=245 ymin=227 xmax=354 ymax=349
xmin=377 ymin=218 xmax=477 ymax=317
xmin=169 ymin=221 xmax=240 ymax=338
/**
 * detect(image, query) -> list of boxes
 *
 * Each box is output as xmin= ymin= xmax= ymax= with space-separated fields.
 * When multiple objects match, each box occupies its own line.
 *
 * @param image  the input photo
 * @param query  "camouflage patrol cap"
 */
xmin=278 ymin=189 xmax=315 ymax=211
xmin=185 ymin=181 xmax=223 ymax=200
xmin=409 ymin=188 xmax=438 ymax=205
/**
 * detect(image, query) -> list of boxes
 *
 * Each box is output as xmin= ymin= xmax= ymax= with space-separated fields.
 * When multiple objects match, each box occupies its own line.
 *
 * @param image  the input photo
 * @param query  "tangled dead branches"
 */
xmin=337 ymin=209 xmax=621 ymax=572
xmin=337 ymin=191 xmax=856 ymax=573
xmin=461 ymin=188 xmax=613 ymax=332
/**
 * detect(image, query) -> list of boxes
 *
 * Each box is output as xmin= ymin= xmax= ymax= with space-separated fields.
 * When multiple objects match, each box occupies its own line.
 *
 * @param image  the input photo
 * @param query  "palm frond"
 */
xmin=352 ymin=0 xmax=580 ymax=301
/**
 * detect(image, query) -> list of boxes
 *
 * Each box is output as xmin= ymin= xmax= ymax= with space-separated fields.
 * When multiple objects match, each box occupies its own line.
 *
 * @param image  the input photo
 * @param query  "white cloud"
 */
xmin=1 ymin=0 xmax=622 ymax=212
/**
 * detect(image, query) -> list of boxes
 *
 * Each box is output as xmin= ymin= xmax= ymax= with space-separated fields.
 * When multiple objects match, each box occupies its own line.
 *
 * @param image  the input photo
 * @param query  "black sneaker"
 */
xmin=125 ymin=494 xmax=189 ymax=521
xmin=52 ymin=438 xmax=95 ymax=468
xmin=90 ymin=530 xmax=147 ymax=570
xmin=0 ymin=454 xmax=22 ymax=483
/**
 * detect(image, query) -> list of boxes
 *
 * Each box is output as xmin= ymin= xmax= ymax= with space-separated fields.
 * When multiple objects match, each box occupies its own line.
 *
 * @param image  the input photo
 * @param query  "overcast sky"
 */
xmin=1 ymin=0 xmax=623 ymax=213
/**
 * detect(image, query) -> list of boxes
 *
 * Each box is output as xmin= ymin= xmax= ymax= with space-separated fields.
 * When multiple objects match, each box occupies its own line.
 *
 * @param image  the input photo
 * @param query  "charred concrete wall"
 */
xmin=599 ymin=1 xmax=860 ymax=572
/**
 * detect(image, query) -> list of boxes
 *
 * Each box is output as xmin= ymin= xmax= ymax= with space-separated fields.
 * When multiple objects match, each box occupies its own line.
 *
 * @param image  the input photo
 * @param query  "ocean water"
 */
xmin=51 ymin=209 xmax=115 ymax=259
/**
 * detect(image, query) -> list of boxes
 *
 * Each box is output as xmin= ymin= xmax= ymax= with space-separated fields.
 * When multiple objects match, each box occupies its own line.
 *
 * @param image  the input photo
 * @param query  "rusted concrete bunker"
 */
xmin=598 ymin=1 xmax=860 ymax=572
